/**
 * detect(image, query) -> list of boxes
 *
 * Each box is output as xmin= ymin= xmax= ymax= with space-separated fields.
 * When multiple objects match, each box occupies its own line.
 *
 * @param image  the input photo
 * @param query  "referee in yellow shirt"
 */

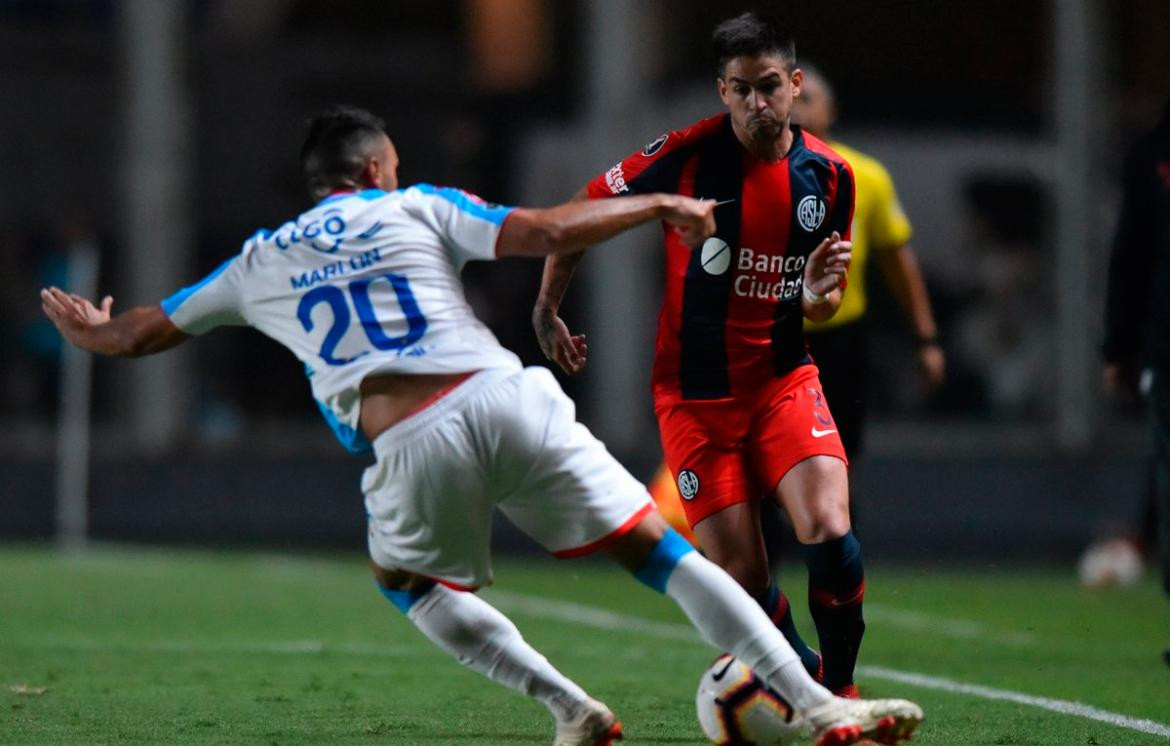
xmin=793 ymin=66 xmax=944 ymax=459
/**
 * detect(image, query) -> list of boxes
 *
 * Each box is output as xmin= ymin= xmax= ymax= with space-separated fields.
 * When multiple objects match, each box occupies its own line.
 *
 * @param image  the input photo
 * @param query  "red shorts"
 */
xmin=653 ymin=364 xmax=847 ymax=527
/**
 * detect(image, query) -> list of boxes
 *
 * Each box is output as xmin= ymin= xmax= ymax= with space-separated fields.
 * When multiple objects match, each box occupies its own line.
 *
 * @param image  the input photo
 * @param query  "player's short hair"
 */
xmin=300 ymin=105 xmax=389 ymax=202
xmin=712 ymin=12 xmax=796 ymax=76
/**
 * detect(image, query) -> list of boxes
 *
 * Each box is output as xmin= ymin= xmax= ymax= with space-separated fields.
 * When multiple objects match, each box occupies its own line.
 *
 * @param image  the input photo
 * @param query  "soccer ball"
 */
xmin=695 ymin=654 xmax=802 ymax=745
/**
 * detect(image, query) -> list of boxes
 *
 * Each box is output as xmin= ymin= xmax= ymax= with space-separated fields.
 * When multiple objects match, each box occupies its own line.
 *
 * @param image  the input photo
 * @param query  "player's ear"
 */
xmin=716 ymin=76 xmax=730 ymax=105
xmin=789 ymin=68 xmax=803 ymax=97
xmin=360 ymin=156 xmax=382 ymax=190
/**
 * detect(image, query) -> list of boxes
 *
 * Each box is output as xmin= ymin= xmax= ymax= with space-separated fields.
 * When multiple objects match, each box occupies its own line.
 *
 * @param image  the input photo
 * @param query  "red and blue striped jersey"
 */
xmin=586 ymin=114 xmax=856 ymax=402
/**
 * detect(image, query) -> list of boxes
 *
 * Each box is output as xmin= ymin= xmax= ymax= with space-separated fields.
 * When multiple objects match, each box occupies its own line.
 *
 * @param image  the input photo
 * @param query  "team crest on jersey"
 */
xmin=677 ymin=469 xmax=700 ymax=500
xmin=796 ymin=195 xmax=826 ymax=232
xmin=642 ymin=133 xmax=669 ymax=157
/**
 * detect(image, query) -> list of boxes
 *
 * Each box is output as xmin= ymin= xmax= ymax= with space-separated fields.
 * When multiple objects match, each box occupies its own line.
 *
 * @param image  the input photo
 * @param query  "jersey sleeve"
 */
xmin=160 ymin=237 xmax=258 ymax=335
xmin=867 ymin=161 xmax=913 ymax=251
xmin=584 ymin=128 xmax=693 ymax=199
xmin=826 ymin=159 xmax=857 ymax=241
xmin=403 ymin=184 xmax=516 ymax=265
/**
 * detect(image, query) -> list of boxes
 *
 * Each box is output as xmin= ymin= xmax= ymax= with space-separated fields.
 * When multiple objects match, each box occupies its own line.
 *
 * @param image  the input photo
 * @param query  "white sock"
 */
xmin=407 ymin=584 xmax=589 ymax=720
xmin=664 ymin=551 xmax=834 ymax=711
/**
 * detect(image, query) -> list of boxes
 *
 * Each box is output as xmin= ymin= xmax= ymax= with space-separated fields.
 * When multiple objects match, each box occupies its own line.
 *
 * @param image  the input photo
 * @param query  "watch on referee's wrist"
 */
xmin=916 ymin=334 xmax=940 ymax=348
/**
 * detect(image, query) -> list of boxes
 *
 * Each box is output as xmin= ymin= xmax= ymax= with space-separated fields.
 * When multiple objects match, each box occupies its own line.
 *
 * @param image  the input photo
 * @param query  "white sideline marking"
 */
xmin=486 ymin=590 xmax=1170 ymax=739
xmin=485 ymin=591 xmax=1036 ymax=647
xmin=484 ymin=590 xmax=697 ymax=641
xmin=9 ymin=592 xmax=1166 ymax=737
xmin=858 ymin=666 xmax=1170 ymax=739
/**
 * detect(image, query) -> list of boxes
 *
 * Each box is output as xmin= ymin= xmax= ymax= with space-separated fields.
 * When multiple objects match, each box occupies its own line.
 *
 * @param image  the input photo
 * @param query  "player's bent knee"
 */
xmin=630 ymin=526 xmax=695 ymax=593
xmin=801 ymin=507 xmax=851 ymax=544
xmin=369 ymin=561 xmax=436 ymax=613
xmin=605 ymin=511 xmax=669 ymax=573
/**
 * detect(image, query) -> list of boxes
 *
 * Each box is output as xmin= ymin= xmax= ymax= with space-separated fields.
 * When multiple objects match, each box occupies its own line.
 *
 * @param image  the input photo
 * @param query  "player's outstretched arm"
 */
xmin=498 ymin=193 xmax=714 ymax=259
xmin=514 ymin=191 xmax=714 ymax=374
xmin=40 ymin=287 xmax=188 ymax=357
xmin=521 ymin=191 xmax=711 ymax=374
xmin=801 ymin=231 xmax=852 ymax=323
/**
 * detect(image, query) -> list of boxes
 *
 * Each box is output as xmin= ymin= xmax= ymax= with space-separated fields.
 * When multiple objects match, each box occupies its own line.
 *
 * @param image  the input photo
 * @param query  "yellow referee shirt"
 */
xmin=805 ymin=141 xmax=913 ymax=331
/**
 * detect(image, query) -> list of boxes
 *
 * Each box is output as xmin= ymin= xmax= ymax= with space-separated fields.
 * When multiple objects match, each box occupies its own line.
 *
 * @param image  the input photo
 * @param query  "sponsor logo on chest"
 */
xmin=696 ymin=237 xmax=806 ymax=301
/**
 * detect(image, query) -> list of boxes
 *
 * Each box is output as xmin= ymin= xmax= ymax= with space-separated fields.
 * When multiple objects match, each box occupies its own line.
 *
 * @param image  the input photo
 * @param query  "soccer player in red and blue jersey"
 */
xmin=534 ymin=12 xmax=865 ymax=696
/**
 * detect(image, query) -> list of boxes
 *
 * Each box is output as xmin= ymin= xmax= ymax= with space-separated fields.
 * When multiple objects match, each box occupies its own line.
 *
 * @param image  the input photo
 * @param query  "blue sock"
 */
xmin=377 ymin=582 xmax=433 ymax=614
xmin=633 ymin=528 xmax=695 ymax=593
xmin=755 ymin=583 xmax=821 ymax=678
xmin=800 ymin=531 xmax=865 ymax=691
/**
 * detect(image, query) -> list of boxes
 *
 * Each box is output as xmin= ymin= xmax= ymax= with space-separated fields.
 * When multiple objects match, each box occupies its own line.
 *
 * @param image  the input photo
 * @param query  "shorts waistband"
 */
xmin=368 ymin=367 xmax=515 ymax=454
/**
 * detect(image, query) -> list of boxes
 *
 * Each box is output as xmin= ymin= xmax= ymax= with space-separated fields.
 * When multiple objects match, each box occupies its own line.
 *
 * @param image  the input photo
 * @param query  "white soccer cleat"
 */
xmin=799 ymin=695 xmax=924 ymax=745
xmin=554 ymin=697 xmax=624 ymax=746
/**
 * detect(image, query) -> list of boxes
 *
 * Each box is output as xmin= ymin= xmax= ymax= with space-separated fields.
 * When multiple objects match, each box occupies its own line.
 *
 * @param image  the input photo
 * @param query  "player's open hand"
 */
xmin=40 ymin=287 xmax=113 ymax=346
xmin=662 ymin=195 xmax=717 ymax=248
xmin=804 ymin=231 xmax=852 ymax=297
xmin=533 ymin=305 xmax=588 ymax=375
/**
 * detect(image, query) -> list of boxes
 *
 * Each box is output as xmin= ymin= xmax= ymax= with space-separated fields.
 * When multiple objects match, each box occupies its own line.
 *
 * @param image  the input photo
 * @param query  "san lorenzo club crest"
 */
xmin=677 ymin=469 xmax=700 ymax=500
xmin=797 ymin=195 xmax=826 ymax=232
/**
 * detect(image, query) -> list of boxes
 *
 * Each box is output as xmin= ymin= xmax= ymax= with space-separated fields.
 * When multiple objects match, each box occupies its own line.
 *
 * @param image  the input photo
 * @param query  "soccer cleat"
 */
xmin=800 ymin=696 xmax=923 ymax=746
xmin=554 ymin=698 xmax=624 ymax=746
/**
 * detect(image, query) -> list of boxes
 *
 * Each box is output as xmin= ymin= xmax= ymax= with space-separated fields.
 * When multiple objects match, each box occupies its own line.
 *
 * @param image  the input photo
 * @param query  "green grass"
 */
xmin=1 ymin=545 xmax=1167 ymax=745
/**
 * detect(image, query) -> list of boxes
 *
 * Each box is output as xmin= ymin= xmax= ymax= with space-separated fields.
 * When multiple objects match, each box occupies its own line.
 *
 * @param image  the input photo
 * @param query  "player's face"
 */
xmin=718 ymin=55 xmax=801 ymax=144
xmin=791 ymin=75 xmax=834 ymax=139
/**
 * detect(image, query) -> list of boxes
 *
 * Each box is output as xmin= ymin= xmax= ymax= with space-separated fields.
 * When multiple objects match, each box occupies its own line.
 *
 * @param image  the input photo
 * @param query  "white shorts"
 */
xmin=362 ymin=366 xmax=653 ymax=590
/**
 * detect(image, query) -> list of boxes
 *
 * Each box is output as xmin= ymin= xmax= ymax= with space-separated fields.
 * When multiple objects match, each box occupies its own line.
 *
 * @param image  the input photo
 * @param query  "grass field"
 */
xmin=2 ymin=545 xmax=1168 ymax=745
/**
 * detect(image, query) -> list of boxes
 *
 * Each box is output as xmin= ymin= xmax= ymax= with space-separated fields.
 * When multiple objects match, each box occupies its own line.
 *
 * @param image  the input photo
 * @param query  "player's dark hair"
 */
xmin=300 ymin=105 xmax=389 ymax=202
xmin=712 ymin=12 xmax=795 ymax=76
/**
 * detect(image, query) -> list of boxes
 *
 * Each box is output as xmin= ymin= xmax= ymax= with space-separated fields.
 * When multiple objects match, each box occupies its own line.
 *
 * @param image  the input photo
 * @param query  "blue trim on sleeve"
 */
xmin=633 ymin=528 xmax=695 ymax=593
xmin=412 ymin=183 xmax=514 ymax=226
xmin=378 ymin=584 xmax=427 ymax=614
xmin=313 ymin=398 xmax=371 ymax=454
xmin=160 ymin=258 xmax=235 ymax=316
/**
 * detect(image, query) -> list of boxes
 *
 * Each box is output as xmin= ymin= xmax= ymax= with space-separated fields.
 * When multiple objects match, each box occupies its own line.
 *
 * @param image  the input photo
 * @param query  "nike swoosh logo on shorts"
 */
xmin=811 ymin=427 xmax=837 ymax=438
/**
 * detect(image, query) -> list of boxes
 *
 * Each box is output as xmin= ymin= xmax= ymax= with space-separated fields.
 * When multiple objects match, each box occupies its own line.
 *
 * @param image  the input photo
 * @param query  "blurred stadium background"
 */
xmin=1 ymin=0 xmax=1168 ymax=567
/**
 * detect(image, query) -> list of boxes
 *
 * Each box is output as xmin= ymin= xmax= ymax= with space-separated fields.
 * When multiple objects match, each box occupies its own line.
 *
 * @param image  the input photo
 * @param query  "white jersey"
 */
xmin=161 ymin=185 xmax=522 ymax=453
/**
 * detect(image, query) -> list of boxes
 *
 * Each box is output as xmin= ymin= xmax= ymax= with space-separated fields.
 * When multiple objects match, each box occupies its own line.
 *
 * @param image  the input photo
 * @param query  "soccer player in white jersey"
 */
xmin=40 ymin=106 xmax=921 ymax=746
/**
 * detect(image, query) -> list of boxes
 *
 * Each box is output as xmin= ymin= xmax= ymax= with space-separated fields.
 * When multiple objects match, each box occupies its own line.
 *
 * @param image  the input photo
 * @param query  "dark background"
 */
xmin=1 ymin=0 xmax=1164 ymax=561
